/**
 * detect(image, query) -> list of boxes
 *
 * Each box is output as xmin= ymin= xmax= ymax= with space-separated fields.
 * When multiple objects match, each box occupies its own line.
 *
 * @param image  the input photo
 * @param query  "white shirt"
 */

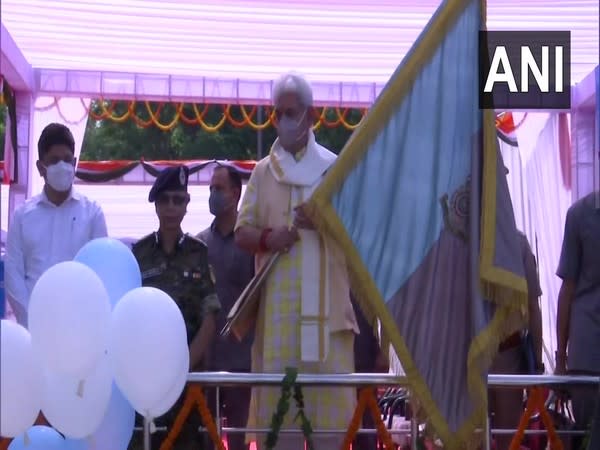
xmin=5 ymin=189 xmax=108 ymax=323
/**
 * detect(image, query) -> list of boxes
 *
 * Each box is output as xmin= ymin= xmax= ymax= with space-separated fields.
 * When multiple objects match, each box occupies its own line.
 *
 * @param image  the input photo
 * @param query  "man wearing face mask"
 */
xmin=198 ymin=164 xmax=254 ymax=450
xmin=129 ymin=165 xmax=221 ymax=450
xmin=235 ymin=72 xmax=359 ymax=450
xmin=5 ymin=123 xmax=108 ymax=327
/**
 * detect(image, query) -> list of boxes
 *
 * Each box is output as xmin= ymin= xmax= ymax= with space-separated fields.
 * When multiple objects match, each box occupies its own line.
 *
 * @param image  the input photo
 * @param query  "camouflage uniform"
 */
xmin=128 ymin=166 xmax=221 ymax=450
xmin=128 ymin=231 xmax=221 ymax=450
xmin=132 ymin=231 xmax=220 ymax=354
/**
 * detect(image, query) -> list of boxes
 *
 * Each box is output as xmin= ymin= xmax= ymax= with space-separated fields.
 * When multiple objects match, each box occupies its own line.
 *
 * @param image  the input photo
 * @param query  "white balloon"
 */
xmin=41 ymin=354 xmax=113 ymax=439
xmin=109 ymin=287 xmax=188 ymax=415
xmin=0 ymin=320 xmax=43 ymax=438
xmin=29 ymin=261 xmax=111 ymax=378
xmin=148 ymin=349 xmax=189 ymax=419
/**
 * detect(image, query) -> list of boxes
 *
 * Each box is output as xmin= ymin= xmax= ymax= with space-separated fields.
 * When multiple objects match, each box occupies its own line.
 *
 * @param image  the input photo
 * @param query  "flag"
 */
xmin=305 ymin=0 xmax=527 ymax=447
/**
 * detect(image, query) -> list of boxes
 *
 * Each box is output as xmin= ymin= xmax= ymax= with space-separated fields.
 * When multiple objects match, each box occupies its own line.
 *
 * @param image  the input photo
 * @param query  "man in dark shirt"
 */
xmin=129 ymin=165 xmax=221 ymax=450
xmin=555 ymin=191 xmax=600 ymax=448
xmin=199 ymin=164 xmax=255 ymax=450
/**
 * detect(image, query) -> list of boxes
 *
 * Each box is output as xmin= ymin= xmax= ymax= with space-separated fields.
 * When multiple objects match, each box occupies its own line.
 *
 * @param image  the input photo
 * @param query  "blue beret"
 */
xmin=148 ymin=165 xmax=189 ymax=202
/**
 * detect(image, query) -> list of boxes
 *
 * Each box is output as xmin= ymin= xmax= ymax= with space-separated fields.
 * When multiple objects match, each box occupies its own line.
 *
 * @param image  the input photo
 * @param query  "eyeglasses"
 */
xmin=156 ymin=194 xmax=188 ymax=206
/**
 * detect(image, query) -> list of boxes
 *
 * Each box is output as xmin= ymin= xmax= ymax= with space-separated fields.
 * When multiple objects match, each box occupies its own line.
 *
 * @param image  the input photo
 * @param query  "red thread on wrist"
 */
xmin=259 ymin=228 xmax=273 ymax=252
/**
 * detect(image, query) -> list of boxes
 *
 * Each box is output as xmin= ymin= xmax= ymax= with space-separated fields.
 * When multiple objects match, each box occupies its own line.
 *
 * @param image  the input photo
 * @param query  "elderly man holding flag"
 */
xmin=235 ymin=72 xmax=360 ymax=450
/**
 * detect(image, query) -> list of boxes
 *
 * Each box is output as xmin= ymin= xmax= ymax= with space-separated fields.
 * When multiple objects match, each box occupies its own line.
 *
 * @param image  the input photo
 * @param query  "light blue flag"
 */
xmin=306 ymin=0 xmax=528 ymax=447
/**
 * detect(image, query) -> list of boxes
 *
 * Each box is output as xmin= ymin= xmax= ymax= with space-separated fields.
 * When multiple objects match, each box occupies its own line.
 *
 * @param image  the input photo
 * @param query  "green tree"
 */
xmin=313 ymin=108 xmax=362 ymax=154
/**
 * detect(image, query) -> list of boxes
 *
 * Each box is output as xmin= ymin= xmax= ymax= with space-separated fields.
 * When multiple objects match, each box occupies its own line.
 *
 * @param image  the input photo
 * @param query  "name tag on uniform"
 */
xmin=142 ymin=267 xmax=164 ymax=279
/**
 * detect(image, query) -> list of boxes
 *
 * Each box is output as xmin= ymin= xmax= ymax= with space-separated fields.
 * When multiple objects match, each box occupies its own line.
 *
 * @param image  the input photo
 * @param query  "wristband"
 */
xmin=259 ymin=228 xmax=273 ymax=252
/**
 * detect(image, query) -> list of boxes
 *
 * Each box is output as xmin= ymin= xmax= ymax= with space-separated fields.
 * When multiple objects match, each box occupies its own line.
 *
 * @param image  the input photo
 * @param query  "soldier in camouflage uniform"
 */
xmin=128 ymin=165 xmax=221 ymax=450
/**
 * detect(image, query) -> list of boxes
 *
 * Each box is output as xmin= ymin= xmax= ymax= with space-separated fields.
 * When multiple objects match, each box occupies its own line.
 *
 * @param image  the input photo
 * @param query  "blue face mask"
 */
xmin=209 ymin=190 xmax=229 ymax=216
xmin=276 ymin=110 xmax=308 ymax=151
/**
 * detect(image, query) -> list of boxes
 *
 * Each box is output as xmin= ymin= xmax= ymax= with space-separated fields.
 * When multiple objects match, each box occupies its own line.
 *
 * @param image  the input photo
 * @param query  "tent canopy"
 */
xmin=1 ymin=0 xmax=599 ymax=106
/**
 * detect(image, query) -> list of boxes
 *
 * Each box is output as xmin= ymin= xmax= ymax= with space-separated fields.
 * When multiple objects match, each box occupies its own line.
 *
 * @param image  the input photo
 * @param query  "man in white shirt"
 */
xmin=5 ymin=123 xmax=108 ymax=327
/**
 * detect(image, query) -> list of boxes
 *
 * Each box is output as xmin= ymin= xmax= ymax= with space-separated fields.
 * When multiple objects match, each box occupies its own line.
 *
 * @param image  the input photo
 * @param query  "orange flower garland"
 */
xmin=28 ymin=96 xmax=522 ymax=135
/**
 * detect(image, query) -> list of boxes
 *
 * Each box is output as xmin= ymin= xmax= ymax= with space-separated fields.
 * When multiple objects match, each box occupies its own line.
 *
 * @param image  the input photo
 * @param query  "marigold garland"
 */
xmin=31 ymin=97 xmax=522 ymax=135
xmin=508 ymin=387 xmax=563 ymax=450
xmin=34 ymin=96 xmax=363 ymax=131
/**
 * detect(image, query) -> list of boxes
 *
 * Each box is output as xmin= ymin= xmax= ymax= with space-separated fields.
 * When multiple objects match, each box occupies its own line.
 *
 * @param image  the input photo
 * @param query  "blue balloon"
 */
xmin=74 ymin=238 xmax=141 ymax=308
xmin=63 ymin=438 xmax=90 ymax=450
xmin=8 ymin=426 xmax=64 ymax=450
xmin=88 ymin=383 xmax=135 ymax=450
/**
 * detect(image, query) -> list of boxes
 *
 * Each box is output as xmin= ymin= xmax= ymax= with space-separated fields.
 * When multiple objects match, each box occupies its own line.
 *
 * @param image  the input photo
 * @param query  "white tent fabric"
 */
xmin=520 ymin=116 xmax=572 ymax=372
xmin=1 ymin=0 xmax=598 ymax=104
xmin=500 ymin=114 xmax=573 ymax=371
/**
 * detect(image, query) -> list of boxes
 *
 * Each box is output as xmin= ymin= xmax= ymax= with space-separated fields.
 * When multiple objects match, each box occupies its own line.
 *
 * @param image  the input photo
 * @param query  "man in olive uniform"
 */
xmin=128 ymin=165 xmax=221 ymax=450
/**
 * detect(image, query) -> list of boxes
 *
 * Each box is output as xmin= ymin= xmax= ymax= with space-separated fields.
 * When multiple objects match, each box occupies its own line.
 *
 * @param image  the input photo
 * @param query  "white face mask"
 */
xmin=45 ymin=161 xmax=75 ymax=192
xmin=276 ymin=110 xmax=308 ymax=151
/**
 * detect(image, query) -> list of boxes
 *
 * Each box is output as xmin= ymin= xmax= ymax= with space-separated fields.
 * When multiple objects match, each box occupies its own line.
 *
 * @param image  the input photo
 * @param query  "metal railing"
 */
xmin=140 ymin=372 xmax=600 ymax=450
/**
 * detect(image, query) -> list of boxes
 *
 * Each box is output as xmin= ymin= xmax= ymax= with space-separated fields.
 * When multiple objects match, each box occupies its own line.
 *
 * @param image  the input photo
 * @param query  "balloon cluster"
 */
xmin=1 ymin=238 xmax=190 ymax=449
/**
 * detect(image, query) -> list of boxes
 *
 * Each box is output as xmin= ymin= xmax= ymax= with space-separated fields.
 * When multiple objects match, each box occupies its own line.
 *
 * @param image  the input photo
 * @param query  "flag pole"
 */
xmin=472 ymin=4 xmax=491 ymax=449
xmin=471 ymin=0 xmax=488 ymax=342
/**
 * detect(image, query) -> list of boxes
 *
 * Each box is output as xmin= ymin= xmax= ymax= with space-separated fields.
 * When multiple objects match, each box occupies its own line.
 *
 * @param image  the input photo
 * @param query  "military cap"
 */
xmin=148 ymin=165 xmax=189 ymax=202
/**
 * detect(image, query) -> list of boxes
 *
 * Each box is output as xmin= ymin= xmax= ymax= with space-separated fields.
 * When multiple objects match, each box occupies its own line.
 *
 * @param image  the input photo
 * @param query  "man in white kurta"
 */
xmin=235 ymin=73 xmax=359 ymax=450
xmin=5 ymin=123 xmax=107 ymax=326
